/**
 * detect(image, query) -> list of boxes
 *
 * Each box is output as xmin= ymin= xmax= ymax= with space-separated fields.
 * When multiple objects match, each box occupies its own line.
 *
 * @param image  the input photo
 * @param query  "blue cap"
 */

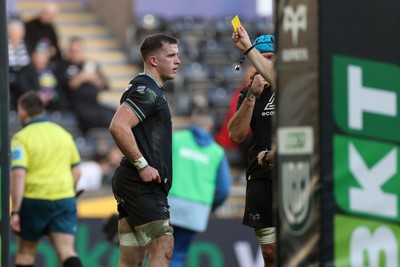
xmin=253 ymin=34 xmax=275 ymax=53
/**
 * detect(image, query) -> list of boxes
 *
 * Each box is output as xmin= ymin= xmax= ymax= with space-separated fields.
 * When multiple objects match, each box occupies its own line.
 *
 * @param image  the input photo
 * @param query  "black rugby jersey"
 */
xmin=120 ymin=73 xmax=172 ymax=189
xmin=236 ymin=86 xmax=275 ymax=180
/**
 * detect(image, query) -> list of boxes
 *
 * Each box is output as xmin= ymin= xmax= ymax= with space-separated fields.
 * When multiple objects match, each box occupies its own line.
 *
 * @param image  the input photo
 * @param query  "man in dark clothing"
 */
xmin=56 ymin=36 xmax=115 ymax=133
xmin=228 ymin=33 xmax=277 ymax=267
xmin=24 ymin=2 xmax=62 ymax=60
xmin=109 ymin=34 xmax=180 ymax=267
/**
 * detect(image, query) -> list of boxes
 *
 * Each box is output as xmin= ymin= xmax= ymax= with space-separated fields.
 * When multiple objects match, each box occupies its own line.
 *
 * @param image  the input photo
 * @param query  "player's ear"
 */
xmin=149 ymin=56 xmax=157 ymax=67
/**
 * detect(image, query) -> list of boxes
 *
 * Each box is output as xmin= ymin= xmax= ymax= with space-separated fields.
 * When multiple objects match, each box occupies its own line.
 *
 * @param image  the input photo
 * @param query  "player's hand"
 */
xmin=250 ymin=74 xmax=269 ymax=97
xmin=139 ymin=166 xmax=161 ymax=183
xmin=258 ymin=149 xmax=274 ymax=170
xmin=232 ymin=26 xmax=252 ymax=52
xmin=10 ymin=214 xmax=21 ymax=233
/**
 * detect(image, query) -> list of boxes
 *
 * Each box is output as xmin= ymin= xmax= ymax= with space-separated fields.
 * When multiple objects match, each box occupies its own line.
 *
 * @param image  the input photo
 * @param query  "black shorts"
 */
xmin=112 ymin=165 xmax=170 ymax=226
xmin=242 ymin=178 xmax=274 ymax=229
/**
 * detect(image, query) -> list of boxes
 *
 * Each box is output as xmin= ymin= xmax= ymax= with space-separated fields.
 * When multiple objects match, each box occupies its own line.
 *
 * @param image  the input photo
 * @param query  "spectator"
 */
xmin=76 ymin=146 xmax=123 ymax=191
xmin=57 ymin=36 xmax=115 ymax=133
xmin=10 ymin=91 xmax=83 ymax=267
xmin=169 ymin=108 xmax=232 ymax=267
xmin=8 ymin=19 xmax=30 ymax=110
xmin=16 ymin=41 xmax=70 ymax=111
xmin=24 ymin=1 xmax=62 ymax=60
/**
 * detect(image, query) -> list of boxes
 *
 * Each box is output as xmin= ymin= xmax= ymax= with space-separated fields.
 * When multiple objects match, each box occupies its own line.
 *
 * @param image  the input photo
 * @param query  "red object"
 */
xmin=215 ymin=83 xmax=250 ymax=149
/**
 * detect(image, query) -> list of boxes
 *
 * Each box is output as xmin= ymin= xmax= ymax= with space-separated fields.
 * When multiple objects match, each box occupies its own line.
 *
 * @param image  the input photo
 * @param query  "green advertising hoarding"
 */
xmin=318 ymin=0 xmax=400 ymax=265
xmin=277 ymin=0 xmax=400 ymax=265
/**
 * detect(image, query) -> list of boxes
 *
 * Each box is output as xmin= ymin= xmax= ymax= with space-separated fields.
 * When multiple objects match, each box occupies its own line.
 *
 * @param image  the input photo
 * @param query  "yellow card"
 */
xmin=231 ymin=15 xmax=242 ymax=32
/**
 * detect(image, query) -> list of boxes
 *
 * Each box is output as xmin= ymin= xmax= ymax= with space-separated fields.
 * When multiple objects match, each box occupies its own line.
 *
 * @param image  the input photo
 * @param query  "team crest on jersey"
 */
xmin=136 ymin=86 xmax=146 ymax=94
xmin=262 ymin=93 xmax=276 ymax=116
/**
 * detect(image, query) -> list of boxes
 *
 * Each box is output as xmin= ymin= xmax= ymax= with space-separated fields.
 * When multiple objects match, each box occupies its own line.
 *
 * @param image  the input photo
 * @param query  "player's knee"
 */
xmin=16 ymin=265 xmax=34 ymax=267
xmin=256 ymin=227 xmax=276 ymax=266
xmin=63 ymin=256 xmax=82 ymax=267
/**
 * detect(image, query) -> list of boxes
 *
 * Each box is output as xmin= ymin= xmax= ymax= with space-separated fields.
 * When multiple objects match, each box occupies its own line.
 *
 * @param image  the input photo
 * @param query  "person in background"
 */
xmin=8 ymin=19 xmax=31 ymax=110
xmin=17 ymin=41 xmax=70 ymax=111
xmin=169 ymin=108 xmax=232 ymax=267
xmin=228 ymin=33 xmax=277 ymax=267
xmin=24 ymin=1 xmax=62 ymax=60
xmin=10 ymin=91 xmax=83 ymax=267
xmin=57 ymin=36 xmax=115 ymax=133
xmin=109 ymin=34 xmax=180 ymax=267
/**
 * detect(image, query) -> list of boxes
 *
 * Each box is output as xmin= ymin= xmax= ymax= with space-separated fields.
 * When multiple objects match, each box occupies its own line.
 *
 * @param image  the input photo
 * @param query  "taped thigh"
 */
xmin=134 ymin=219 xmax=173 ymax=246
xmin=256 ymin=227 xmax=276 ymax=245
xmin=119 ymin=231 xmax=140 ymax=247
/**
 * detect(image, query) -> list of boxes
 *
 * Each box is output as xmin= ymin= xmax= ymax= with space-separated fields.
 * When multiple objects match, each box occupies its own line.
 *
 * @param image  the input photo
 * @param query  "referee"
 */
xmin=10 ymin=91 xmax=83 ymax=267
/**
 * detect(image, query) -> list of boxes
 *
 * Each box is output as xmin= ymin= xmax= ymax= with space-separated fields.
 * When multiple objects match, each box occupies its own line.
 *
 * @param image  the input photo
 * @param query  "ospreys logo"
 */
xmin=283 ymin=4 xmax=308 ymax=45
xmin=248 ymin=213 xmax=260 ymax=223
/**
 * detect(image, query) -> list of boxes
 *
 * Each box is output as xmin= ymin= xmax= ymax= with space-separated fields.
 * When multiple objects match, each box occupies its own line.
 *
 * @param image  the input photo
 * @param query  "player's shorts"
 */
xmin=242 ymin=178 xmax=274 ymax=229
xmin=112 ymin=164 xmax=170 ymax=227
xmin=19 ymin=197 xmax=77 ymax=241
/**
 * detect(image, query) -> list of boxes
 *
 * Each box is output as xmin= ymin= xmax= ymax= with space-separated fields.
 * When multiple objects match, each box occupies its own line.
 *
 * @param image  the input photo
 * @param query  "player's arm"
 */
xmin=233 ymin=26 xmax=277 ymax=90
xmin=228 ymin=74 xmax=268 ymax=143
xmin=109 ymin=104 xmax=161 ymax=183
xmin=228 ymin=92 xmax=255 ymax=144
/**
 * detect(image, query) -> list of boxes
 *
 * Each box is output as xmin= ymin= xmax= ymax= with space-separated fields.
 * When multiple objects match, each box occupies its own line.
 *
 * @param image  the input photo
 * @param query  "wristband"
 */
xmin=244 ymin=44 xmax=256 ymax=55
xmin=132 ymin=156 xmax=149 ymax=171
xmin=246 ymin=91 xmax=257 ymax=102
xmin=11 ymin=211 xmax=19 ymax=216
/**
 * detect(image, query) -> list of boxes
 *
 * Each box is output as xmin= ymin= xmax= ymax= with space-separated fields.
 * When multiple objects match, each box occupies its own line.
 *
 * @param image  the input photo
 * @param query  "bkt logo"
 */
xmin=283 ymin=4 xmax=307 ymax=45
xmin=333 ymin=55 xmax=400 ymax=143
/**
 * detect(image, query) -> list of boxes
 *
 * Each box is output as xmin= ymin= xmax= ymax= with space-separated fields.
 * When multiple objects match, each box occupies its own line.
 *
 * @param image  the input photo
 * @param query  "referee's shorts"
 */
xmin=19 ymin=197 xmax=77 ymax=241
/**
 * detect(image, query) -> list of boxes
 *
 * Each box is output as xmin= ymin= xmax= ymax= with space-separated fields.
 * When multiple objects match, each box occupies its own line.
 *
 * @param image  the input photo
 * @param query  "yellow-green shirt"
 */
xmin=11 ymin=118 xmax=81 ymax=200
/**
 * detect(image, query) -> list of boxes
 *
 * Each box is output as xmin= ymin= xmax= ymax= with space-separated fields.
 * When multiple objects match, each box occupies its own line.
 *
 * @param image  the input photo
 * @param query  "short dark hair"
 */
xmin=140 ymin=34 xmax=178 ymax=61
xmin=18 ymin=91 xmax=44 ymax=117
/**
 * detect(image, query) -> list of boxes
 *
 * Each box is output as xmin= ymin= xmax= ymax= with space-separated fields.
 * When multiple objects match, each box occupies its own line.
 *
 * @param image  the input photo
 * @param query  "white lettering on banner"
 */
xmin=179 ymin=148 xmax=210 ymax=164
xmin=348 ymin=65 xmax=397 ymax=130
xmin=282 ymin=48 xmax=309 ymax=62
xmin=349 ymin=143 xmax=398 ymax=218
xmin=350 ymin=226 xmax=398 ymax=266
xmin=234 ymin=241 xmax=263 ymax=267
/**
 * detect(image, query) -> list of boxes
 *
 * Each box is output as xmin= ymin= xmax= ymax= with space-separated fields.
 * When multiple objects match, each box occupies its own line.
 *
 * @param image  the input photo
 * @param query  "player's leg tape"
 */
xmin=119 ymin=220 xmax=173 ymax=247
xmin=256 ymin=227 xmax=276 ymax=245
xmin=119 ymin=232 xmax=140 ymax=247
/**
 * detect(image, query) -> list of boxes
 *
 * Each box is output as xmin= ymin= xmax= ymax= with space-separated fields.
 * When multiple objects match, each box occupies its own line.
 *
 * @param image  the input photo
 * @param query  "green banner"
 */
xmin=334 ymin=135 xmax=400 ymax=222
xmin=333 ymin=55 xmax=400 ymax=142
xmin=334 ymin=214 xmax=400 ymax=267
